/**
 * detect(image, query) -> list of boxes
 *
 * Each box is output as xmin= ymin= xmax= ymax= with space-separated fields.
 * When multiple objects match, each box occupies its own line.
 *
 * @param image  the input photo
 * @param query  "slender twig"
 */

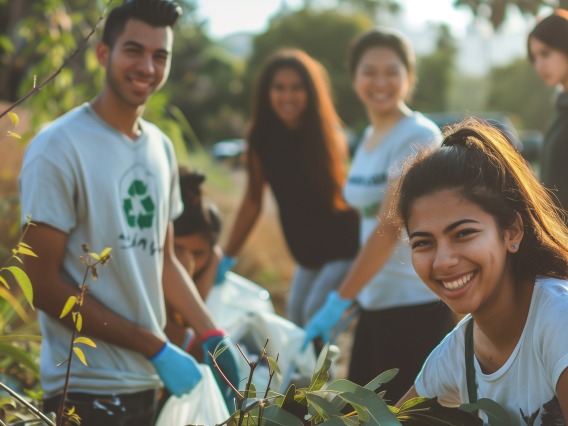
xmin=0 ymin=381 xmax=56 ymax=426
xmin=0 ymin=0 xmax=113 ymax=121
xmin=57 ymin=265 xmax=90 ymax=426
xmin=237 ymin=339 xmax=270 ymax=426
xmin=208 ymin=348 xmax=244 ymax=399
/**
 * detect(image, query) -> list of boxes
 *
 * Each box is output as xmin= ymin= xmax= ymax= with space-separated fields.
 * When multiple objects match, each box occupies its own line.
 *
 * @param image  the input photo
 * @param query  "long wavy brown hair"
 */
xmin=247 ymin=49 xmax=349 ymax=209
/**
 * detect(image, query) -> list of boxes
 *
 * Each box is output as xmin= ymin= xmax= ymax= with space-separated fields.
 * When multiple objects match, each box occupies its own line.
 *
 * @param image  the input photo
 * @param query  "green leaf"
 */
xmin=16 ymin=245 xmax=37 ymax=257
xmin=309 ymin=344 xmax=331 ymax=392
xmin=0 ymin=36 xmax=14 ymax=54
xmin=326 ymin=379 xmax=361 ymax=411
xmin=0 ymin=275 xmax=10 ymax=289
xmin=100 ymin=247 xmax=112 ymax=258
xmin=7 ymin=112 xmax=19 ymax=126
xmin=336 ymin=386 xmax=400 ymax=425
xmin=306 ymin=393 xmax=343 ymax=418
xmin=60 ymin=296 xmax=77 ymax=318
xmin=74 ymin=337 xmax=96 ymax=348
xmin=0 ymin=287 xmax=29 ymax=322
xmin=267 ymin=356 xmax=282 ymax=376
xmin=75 ymin=312 xmax=83 ymax=332
xmin=399 ymin=397 xmax=482 ymax=425
xmin=280 ymin=384 xmax=296 ymax=408
xmin=460 ymin=398 xmax=513 ymax=426
xmin=3 ymin=266 xmax=33 ymax=308
xmin=364 ymin=368 xmax=399 ymax=392
xmin=89 ymin=252 xmax=100 ymax=261
xmin=73 ymin=347 xmax=87 ymax=366
xmin=0 ymin=343 xmax=40 ymax=379
xmin=7 ymin=131 xmax=21 ymax=139
xmin=260 ymin=405 xmax=304 ymax=425
xmin=243 ymin=382 xmax=256 ymax=400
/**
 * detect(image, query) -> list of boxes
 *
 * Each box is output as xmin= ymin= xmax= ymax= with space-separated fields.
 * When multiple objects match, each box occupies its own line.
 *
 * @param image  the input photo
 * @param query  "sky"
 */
xmin=195 ymin=0 xmax=482 ymax=39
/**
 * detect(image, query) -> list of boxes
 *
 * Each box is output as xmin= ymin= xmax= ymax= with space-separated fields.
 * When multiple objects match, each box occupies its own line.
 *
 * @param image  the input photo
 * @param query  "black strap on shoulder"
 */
xmin=465 ymin=318 xmax=478 ymax=403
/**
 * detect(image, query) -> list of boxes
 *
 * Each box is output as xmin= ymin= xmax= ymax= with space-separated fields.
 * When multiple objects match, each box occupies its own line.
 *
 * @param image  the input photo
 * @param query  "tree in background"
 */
xmin=167 ymin=25 xmax=247 ymax=146
xmin=0 ymin=0 xmax=107 ymax=129
xmin=455 ymin=0 xmax=568 ymax=30
xmin=243 ymin=8 xmax=373 ymax=133
xmin=411 ymin=24 xmax=457 ymax=113
xmin=485 ymin=57 xmax=554 ymax=130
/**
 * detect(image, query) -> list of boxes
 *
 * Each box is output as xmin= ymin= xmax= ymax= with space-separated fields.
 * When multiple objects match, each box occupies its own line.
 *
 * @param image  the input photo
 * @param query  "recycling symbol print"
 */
xmin=122 ymin=179 xmax=155 ymax=229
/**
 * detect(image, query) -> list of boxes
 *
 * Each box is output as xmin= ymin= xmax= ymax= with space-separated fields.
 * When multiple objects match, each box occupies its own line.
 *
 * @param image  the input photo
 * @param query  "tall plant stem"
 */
xmin=0 ymin=381 xmax=56 ymax=426
xmin=57 ymin=266 xmax=90 ymax=426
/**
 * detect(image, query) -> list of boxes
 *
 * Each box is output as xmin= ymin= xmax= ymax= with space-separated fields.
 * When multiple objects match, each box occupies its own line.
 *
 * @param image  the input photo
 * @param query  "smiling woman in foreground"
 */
xmin=395 ymin=119 xmax=568 ymax=425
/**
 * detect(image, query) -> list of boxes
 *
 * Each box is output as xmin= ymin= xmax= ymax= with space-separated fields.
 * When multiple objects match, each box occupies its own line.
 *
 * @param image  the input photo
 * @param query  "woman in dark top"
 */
xmin=221 ymin=49 xmax=359 ymax=326
xmin=528 ymin=9 xmax=568 ymax=216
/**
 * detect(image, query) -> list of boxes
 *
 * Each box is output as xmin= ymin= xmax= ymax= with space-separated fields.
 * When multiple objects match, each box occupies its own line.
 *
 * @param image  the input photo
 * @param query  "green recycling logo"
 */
xmin=122 ymin=179 xmax=155 ymax=229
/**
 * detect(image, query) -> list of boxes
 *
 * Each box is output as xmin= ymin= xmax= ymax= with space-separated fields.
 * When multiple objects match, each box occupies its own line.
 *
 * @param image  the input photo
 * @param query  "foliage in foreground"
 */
xmin=202 ymin=344 xmax=512 ymax=426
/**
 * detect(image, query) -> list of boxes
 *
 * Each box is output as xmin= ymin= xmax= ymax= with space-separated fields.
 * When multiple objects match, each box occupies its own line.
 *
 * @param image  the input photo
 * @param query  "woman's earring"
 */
xmin=511 ymin=243 xmax=518 ymax=251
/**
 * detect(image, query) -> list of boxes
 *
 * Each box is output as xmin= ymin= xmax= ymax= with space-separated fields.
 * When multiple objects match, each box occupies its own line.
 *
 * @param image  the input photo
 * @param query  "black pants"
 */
xmin=348 ymin=301 xmax=453 ymax=404
xmin=43 ymin=389 xmax=158 ymax=426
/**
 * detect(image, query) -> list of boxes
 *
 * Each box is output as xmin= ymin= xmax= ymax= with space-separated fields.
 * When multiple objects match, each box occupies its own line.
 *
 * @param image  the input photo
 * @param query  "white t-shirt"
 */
xmin=343 ymin=112 xmax=442 ymax=309
xmin=415 ymin=277 xmax=568 ymax=425
xmin=19 ymin=103 xmax=182 ymax=396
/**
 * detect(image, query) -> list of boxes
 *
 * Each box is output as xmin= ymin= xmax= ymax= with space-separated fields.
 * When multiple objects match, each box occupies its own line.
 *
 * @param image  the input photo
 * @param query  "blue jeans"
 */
xmin=287 ymin=258 xmax=353 ymax=327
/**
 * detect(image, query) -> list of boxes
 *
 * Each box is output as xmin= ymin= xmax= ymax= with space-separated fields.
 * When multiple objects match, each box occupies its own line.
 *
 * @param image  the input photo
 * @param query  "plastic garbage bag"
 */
xmin=227 ymin=311 xmax=318 ymax=393
xmin=154 ymin=364 xmax=230 ymax=426
xmin=205 ymin=272 xmax=274 ymax=329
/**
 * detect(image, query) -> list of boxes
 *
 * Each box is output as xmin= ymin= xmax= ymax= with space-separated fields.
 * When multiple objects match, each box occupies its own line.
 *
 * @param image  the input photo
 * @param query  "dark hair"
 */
xmin=348 ymin=28 xmax=416 ymax=90
xmin=102 ymin=0 xmax=182 ymax=47
xmin=248 ymin=49 xmax=348 ymax=209
xmin=397 ymin=118 xmax=568 ymax=282
xmin=173 ymin=168 xmax=221 ymax=244
xmin=528 ymin=9 xmax=568 ymax=62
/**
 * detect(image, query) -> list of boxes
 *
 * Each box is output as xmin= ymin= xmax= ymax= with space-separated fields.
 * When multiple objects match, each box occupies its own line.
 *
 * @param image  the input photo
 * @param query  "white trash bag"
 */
xmin=227 ymin=310 xmax=318 ymax=393
xmin=155 ymin=364 xmax=230 ymax=426
xmin=206 ymin=271 xmax=274 ymax=329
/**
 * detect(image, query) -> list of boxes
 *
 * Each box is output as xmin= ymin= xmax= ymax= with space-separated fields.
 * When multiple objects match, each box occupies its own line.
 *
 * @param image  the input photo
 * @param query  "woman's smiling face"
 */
xmin=407 ymin=189 xmax=521 ymax=317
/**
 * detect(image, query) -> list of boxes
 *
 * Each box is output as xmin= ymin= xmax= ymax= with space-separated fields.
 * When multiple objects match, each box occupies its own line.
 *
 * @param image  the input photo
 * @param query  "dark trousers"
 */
xmin=43 ymin=389 xmax=158 ymax=426
xmin=348 ymin=301 xmax=453 ymax=403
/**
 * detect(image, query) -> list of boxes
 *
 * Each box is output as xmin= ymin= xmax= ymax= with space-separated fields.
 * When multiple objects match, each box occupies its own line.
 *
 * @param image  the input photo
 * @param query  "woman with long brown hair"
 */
xmin=220 ymin=49 xmax=359 ymax=327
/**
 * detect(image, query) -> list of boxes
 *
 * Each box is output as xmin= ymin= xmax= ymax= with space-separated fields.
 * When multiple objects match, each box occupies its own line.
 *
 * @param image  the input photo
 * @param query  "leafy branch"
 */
xmin=56 ymin=245 xmax=111 ymax=426
xmin=0 ymin=0 xmax=114 ymax=122
xmin=192 ymin=343 xmax=512 ymax=425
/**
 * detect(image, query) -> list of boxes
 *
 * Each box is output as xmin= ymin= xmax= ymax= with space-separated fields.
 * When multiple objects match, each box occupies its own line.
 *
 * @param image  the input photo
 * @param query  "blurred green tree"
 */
xmin=485 ymin=57 xmax=554 ymax=130
xmin=411 ymin=24 xmax=457 ymax=113
xmin=454 ymin=0 xmax=568 ymax=30
xmin=243 ymin=8 xmax=373 ymax=133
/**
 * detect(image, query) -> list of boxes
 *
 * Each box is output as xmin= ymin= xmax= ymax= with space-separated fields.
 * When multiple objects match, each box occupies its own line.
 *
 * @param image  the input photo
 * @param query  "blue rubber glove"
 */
xmin=149 ymin=341 xmax=202 ymax=397
xmin=214 ymin=255 xmax=236 ymax=285
xmin=201 ymin=330 xmax=240 ymax=410
xmin=301 ymin=291 xmax=353 ymax=350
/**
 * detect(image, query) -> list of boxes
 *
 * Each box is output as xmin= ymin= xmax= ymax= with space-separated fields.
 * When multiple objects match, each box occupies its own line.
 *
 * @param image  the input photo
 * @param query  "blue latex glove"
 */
xmin=214 ymin=255 xmax=236 ymax=285
xmin=149 ymin=341 xmax=202 ymax=397
xmin=301 ymin=291 xmax=353 ymax=350
xmin=201 ymin=331 xmax=240 ymax=410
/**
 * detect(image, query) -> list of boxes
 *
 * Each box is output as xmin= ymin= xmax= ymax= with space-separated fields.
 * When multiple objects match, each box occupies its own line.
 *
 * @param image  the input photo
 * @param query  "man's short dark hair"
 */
xmin=102 ymin=0 xmax=182 ymax=47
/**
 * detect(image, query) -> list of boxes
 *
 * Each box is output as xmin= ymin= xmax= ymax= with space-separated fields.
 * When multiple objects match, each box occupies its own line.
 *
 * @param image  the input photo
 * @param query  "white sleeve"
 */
xmin=19 ymin=139 xmax=77 ymax=233
xmin=414 ymin=325 xmax=465 ymax=407
xmin=536 ymin=290 xmax=568 ymax=387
